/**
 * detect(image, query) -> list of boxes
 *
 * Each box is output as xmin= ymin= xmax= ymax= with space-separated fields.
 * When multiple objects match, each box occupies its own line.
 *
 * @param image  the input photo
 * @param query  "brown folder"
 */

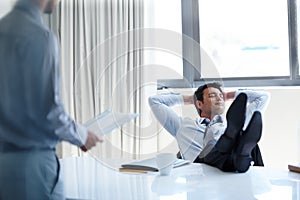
xmin=288 ymin=164 xmax=300 ymax=173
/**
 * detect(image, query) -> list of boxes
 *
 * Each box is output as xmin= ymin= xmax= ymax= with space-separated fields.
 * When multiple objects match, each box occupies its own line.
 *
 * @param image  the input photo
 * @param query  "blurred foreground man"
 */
xmin=0 ymin=0 xmax=101 ymax=199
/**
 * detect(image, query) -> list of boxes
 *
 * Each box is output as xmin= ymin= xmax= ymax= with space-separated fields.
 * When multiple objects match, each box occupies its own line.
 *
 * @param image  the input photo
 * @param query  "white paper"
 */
xmin=84 ymin=110 xmax=139 ymax=136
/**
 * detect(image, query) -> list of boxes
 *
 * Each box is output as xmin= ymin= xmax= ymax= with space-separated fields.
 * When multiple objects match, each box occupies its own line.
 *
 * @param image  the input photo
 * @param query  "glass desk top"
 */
xmin=61 ymin=157 xmax=300 ymax=200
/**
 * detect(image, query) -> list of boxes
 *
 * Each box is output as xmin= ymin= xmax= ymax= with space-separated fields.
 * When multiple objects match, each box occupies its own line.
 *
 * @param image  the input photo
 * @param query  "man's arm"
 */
xmin=235 ymin=89 xmax=270 ymax=112
xmin=148 ymin=93 xmax=184 ymax=137
xmin=224 ymin=89 xmax=270 ymax=112
xmin=235 ymin=89 xmax=270 ymax=129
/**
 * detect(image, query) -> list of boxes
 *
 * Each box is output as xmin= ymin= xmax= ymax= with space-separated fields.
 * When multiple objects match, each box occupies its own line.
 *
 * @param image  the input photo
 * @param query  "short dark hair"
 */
xmin=194 ymin=82 xmax=223 ymax=116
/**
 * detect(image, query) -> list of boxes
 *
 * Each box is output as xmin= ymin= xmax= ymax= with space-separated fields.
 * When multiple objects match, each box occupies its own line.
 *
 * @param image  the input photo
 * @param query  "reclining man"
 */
xmin=148 ymin=82 xmax=270 ymax=172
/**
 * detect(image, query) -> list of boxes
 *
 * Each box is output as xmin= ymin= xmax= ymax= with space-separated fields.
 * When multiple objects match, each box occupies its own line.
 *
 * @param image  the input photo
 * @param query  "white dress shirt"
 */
xmin=148 ymin=89 xmax=270 ymax=162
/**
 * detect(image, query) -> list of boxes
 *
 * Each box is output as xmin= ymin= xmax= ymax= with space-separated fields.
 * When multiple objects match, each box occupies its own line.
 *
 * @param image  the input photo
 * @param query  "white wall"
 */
xmin=0 ymin=0 xmax=16 ymax=19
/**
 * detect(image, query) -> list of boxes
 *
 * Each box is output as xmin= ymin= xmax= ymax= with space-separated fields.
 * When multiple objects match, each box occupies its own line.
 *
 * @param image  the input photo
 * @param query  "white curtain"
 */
xmin=48 ymin=0 xmax=147 ymax=159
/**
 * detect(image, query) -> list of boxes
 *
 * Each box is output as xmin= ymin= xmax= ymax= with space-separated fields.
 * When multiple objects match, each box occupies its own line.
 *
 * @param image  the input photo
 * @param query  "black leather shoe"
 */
xmin=215 ymin=93 xmax=247 ymax=153
xmin=234 ymin=111 xmax=262 ymax=172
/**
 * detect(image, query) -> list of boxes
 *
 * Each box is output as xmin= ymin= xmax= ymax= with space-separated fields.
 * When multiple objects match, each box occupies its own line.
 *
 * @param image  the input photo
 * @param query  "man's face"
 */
xmin=198 ymin=87 xmax=225 ymax=118
xmin=44 ymin=0 xmax=60 ymax=14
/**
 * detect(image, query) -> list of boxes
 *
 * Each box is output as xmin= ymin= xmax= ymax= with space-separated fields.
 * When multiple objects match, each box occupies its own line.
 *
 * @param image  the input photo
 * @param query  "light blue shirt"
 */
xmin=0 ymin=0 xmax=87 ymax=150
xmin=148 ymin=89 xmax=270 ymax=162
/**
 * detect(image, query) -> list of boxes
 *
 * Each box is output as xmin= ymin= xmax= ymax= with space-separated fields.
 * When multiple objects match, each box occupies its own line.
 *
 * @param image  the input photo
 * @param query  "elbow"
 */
xmin=264 ymin=91 xmax=271 ymax=106
xmin=148 ymin=95 xmax=158 ymax=107
xmin=148 ymin=96 xmax=154 ymax=106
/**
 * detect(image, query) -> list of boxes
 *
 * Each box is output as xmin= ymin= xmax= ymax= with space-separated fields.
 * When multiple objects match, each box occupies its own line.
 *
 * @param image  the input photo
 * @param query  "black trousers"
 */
xmin=193 ymin=144 xmax=264 ymax=171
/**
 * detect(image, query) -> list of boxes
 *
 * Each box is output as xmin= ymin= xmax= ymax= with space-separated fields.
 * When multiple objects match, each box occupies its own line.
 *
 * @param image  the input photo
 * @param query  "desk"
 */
xmin=61 ymin=157 xmax=300 ymax=200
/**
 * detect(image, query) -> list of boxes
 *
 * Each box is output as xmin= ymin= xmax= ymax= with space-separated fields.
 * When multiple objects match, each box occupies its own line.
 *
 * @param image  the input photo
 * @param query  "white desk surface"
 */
xmin=61 ymin=157 xmax=300 ymax=200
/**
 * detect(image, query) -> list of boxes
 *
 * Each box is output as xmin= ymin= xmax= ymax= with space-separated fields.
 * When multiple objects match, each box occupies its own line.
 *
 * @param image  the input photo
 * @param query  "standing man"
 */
xmin=0 ymin=0 xmax=101 ymax=199
xmin=149 ymin=82 xmax=270 ymax=172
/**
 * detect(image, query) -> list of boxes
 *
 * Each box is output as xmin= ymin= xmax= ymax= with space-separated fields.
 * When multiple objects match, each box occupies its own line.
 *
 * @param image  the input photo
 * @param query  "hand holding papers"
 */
xmin=84 ymin=110 xmax=139 ymax=136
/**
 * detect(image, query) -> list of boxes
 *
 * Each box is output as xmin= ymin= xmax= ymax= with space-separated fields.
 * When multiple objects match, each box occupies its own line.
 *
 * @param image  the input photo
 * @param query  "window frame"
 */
xmin=158 ymin=0 xmax=300 ymax=89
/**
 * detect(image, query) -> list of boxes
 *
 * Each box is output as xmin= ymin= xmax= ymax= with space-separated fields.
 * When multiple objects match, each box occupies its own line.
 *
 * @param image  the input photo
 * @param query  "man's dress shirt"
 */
xmin=148 ymin=90 xmax=270 ymax=162
xmin=0 ymin=0 xmax=87 ymax=150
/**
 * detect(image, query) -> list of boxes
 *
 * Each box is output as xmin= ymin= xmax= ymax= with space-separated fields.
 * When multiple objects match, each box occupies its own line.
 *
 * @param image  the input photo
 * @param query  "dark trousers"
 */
xmin=194 ymin=144 xmax=264 ymax=171
xmin=0 ymin=147 xmax=65 ymax=200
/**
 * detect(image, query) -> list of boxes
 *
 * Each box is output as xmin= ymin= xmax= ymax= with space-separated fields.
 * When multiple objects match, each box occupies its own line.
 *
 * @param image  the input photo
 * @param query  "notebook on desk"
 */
xmin=119 ymin=157 xmax=190 ymax=173
xmin=288 ymin=163 xmax=300 ymax=173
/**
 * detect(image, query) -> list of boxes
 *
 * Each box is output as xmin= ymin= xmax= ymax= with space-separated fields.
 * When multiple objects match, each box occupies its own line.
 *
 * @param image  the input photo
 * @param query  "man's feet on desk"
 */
xmin=215 ymin=93 xmax=247 ymax=153
xmin=234 ymin=111 xmax=262 ymax=173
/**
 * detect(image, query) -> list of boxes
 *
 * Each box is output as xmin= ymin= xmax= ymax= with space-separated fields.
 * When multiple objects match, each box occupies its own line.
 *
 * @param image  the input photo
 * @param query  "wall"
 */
xmin=261 ymin=87 xmax=300 ymax=169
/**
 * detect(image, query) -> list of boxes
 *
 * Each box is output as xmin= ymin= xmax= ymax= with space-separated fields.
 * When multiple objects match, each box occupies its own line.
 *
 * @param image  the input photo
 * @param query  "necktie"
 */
xmin=201 ymin=118 xmax=210 ymax=126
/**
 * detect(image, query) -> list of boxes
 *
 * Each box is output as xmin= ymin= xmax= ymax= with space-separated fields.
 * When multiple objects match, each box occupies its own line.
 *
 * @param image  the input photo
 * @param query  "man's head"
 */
xmin=194 ymin=82 xmax=225 ymax=119
xmin=43 ymin=0 xmax=60 ymax=14
xmin=30 ymin=0 xmax=60 ymax=14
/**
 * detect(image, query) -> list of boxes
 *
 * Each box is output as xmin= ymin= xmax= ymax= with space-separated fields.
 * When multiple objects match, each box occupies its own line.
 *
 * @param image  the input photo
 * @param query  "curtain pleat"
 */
xmin=49 ymin=0 xmax=145 ymax=159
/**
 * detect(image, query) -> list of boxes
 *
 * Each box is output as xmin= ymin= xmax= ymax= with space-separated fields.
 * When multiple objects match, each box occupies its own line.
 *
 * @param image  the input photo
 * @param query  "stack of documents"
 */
xmin=288 ymin=163 xmax=300 ymax=173
xmin=119 ymin=157 xmax=190 ymax=173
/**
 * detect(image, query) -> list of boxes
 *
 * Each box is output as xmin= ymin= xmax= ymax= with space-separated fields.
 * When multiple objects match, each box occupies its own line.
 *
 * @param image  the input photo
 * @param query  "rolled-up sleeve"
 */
xmin=235 ymin=89 xmax=271 ymax=129
xmin=46 ymin=33 xmax=87 ymax=146
xmin=148 ymin=93 xmax=184 ymax=137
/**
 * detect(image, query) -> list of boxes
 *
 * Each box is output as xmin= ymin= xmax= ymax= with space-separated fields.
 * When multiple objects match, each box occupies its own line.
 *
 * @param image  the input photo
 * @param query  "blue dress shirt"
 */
xmin=0 ymin=0 xmax=87 ymax=150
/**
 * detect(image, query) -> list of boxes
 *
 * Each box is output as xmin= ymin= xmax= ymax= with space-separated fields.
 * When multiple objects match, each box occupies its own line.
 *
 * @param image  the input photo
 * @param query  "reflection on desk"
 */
xmin=60 ymin=157 xmax=300 ymax=200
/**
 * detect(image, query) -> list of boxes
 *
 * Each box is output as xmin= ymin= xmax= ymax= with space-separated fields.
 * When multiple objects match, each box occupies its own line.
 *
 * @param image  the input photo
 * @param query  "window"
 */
xmin=199 ymin=0 xmax=289 ymax=78
xmin=159 ymin=0 xmax=300 ymax=88
xmin=144 ymin=0 xmax=183 ymax=80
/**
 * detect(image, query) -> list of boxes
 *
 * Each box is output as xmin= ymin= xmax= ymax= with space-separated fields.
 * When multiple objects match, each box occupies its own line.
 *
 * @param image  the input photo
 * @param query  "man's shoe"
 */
xmin=234 ymin=111 xmax=262 ymax=172
xmin=215 ymin=93 xmax=247 ymax=153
